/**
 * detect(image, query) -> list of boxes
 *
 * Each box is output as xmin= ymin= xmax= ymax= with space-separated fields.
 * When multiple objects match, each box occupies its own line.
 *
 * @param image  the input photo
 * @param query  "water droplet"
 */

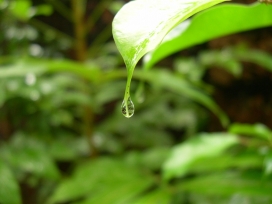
xmin=121 ymin=97 xmax=134 ymax=118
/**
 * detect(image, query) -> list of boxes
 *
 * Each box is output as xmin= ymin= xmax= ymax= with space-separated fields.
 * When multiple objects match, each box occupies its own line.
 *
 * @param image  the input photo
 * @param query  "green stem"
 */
xmin=122 ymin=64 xmax=135 ymax=118
xmin=124 ymin=63 xmax=134 ymax=101
xmin=71 ymin=0 xmax=87 ymax=61
xmin=71 ymin=0 xmax=97 ymax=157
xmin=124 ymin=75 xmax=131 ymax=102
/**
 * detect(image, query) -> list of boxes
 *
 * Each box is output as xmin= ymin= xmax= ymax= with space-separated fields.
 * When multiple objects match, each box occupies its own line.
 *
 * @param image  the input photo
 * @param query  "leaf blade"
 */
xmin=163 ymin=133 xmax=239 ymax=180
xmin=0 ymin=161 xmax=22 ymax=204
xmin=113 ymin=0 xmax=227 ymax=69
xmin=144 ymin=3 xmax=272 ymax=69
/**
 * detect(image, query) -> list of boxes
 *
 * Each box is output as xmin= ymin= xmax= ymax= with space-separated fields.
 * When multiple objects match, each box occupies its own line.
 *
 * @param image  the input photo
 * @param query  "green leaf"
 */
xmin=0 ymin=161 xmax=22 ymax=204
xmin=233 ymin=46 xmax=272 ymax=72
xmin=80 ymin=178 xmax=152 ymax=204
xmin=163 ymin=133 xmax=239 ymax=180
xmin=49 ymin=158 xmax=153 ymax=204
xmin=140 ymin=147 xmax=170 ymax=171
xmin=0 ymin=59 xmax=47 ymax=78
xmin=198 ymin=48 xmax=243 ymax=77
xmin=229 ymin=123 xmax=272 ymax=141
xmin=133 ymin=69 xmax=229 ymax=126
xmin=190 ymin=153 xmax=264 ymax=174
xmin=0 ymin=58 xmax=101 ymax=83
xmin=9 ymin=0 xmax=32 ymax=21
xmin=131 ymin=188 xmax=171 ymax=204
xmin=179 ymin=172 xmax=272 ymax=197
xmin=264 ymin=153 xmax=272 ymax=176
xmin=144 ymin=3 xmax=272 ymax=69
xmin=0 ymin=58 xmax=227 ymax=125
xmin=112 ymin=0 xmax=227 ymax=117
xmin=1 ymin=133 xmax=60 ymax=180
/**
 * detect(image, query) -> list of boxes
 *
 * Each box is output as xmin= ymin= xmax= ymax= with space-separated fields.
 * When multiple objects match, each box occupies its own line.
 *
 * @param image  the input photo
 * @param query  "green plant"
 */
xmin=1 ymin=0 xmax=272 ymax=204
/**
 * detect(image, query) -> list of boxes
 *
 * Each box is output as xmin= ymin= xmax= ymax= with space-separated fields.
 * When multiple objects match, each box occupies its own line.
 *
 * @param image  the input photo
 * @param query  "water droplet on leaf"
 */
xmin=121 ymin=97 xmax=134 ymax=118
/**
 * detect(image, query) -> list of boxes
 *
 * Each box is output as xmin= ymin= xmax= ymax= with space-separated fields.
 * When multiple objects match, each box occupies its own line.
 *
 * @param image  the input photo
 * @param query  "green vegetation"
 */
xmin=1 ymin=0 xmax=272 ymax=203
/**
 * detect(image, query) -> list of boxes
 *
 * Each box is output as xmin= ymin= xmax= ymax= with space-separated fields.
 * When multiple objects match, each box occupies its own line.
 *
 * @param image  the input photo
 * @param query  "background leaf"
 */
xmin=163 ymin=133 xmax=239 ymax=180
xmin=229 ymin=123 xmax=272 ymax=141
xmin=133 ymin=69 xmax=229 ymax=126
xmin=179 ymin=172 xmax=272 ymax=197
xmin=50 ymin=158 xmax=153 ymax=204
xmin=144 ymin=3 xmax=272 ymax=69
xmin=0 ymin=161 xmax=22 ymax=204
xmin=131 ymin=188 xmax=171 ymax=204
xmin=0 ymin=133 xmax=60 ymax=180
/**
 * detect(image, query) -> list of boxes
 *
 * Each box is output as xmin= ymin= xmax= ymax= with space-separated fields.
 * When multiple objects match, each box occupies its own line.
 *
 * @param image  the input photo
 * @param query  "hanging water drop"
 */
xmin=121 ymin=97 xmax=134 ymax=118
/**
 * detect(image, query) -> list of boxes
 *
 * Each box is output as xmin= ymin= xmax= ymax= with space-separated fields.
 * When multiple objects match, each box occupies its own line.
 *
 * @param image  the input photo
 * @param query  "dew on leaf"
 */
xmin=121 ymin=97 xmax=134 ymax=118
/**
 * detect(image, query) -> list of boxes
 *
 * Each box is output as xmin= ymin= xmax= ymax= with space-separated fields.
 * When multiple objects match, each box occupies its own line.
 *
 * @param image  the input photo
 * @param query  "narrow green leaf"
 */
xmin=144 ymin=3 xmax=272 ymax=69
xmin=179 ymin=172 xmax=272 ymax=197
xmin=49 ymin=158 xmax=153 ymax=204
xmin=0 ymin=161 xmax=22 ymax=204
xmin=189 ymin=153 xmax=263 ymax=174
xmin=163 ymin=133 xmax=239 ymax=180
xmin=0 ymin=58 xmax=101 ymax=83
xmin=112 ymin=0 xmax=227 ymax=117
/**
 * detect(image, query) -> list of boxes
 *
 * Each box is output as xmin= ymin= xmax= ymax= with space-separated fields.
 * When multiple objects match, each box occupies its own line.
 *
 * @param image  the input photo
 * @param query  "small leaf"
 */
xmin=163 ymin=133 xmax=239 ymax=180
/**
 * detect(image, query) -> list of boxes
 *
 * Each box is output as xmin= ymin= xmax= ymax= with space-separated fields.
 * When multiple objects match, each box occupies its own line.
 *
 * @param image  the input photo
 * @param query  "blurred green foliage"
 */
xmin=0 ymin=0 xmax=272 ymax=204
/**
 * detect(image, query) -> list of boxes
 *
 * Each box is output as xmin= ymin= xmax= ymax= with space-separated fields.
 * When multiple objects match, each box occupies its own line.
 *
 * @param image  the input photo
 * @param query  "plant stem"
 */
xmin=71 ymin=0 xmax=97 ymax=157
xmin=72 ymin=0 xmax=87 ymax=61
